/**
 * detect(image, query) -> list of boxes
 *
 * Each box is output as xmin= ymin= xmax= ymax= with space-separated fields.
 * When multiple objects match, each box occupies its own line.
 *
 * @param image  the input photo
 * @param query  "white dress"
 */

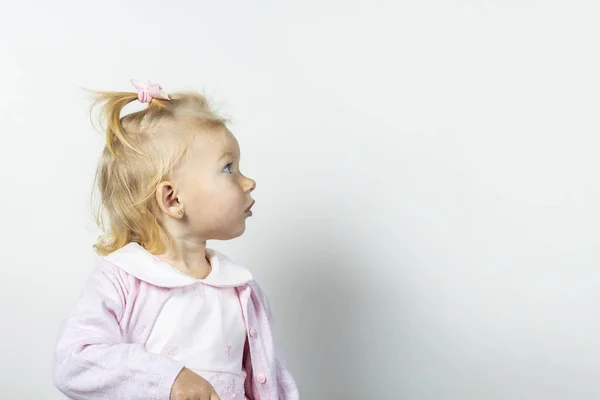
xmin=143 ymin=249 xmax=253 ymax=400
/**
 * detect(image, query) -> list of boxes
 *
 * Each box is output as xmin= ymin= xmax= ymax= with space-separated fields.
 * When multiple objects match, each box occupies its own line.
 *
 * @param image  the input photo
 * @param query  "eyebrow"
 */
xmin=219 ymin=151 xmax=236 ymax=161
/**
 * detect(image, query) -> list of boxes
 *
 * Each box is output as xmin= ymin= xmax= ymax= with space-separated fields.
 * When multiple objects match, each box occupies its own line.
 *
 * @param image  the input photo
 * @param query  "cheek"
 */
xmin=221 ymin=187 xmax=245 ymax=213
xmin=201 ymin=181 xmax=244 ymax=215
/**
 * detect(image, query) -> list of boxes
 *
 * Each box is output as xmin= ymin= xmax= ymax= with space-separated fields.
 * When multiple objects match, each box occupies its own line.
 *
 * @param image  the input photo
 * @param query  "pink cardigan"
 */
xmin=53 ymin=244 xmax=298 ymax=400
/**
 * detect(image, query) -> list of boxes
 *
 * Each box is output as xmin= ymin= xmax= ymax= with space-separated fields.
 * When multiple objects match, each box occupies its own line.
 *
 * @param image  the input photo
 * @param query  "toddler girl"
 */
xmin=52 ymin=80 xmax=299 ymax=400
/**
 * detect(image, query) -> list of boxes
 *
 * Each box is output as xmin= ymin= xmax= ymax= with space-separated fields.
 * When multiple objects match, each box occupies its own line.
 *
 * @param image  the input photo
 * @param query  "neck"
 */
xmin=157 ymin=238 xmax=212 ymax=279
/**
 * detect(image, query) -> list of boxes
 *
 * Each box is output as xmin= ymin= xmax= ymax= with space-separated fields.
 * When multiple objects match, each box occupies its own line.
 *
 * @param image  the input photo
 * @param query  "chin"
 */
xmin=231 ymin=225 xmax=246 ymax=239
xmin=214 ymin=224 xmax=246 ymax=241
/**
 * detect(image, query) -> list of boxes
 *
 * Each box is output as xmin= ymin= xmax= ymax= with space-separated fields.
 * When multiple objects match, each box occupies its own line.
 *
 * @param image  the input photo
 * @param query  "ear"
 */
xmin=155 ymin=181 xmax=184 ymax=219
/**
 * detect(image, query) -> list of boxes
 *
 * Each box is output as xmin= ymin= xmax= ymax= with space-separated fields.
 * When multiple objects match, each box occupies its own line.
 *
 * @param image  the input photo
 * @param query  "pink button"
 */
xmin=249 ymin=328 xmax=258 ymax=337
xmin=256 ymin=374 xmax=267 ymax=384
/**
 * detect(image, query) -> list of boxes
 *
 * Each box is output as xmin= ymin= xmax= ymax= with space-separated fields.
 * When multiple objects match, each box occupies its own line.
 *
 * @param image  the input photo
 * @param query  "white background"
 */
xmin=1 ymin=0 xmax=600 ymax=398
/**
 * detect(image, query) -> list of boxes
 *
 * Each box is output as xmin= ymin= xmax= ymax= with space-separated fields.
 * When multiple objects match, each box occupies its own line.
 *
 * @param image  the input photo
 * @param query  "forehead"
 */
xmin=192 ymin=126 xmax=239 ymax=161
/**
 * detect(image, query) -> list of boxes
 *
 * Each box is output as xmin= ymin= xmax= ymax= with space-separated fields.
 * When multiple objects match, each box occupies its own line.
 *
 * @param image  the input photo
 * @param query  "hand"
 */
xmin=170 ymin=368 xmax=220 ymax=400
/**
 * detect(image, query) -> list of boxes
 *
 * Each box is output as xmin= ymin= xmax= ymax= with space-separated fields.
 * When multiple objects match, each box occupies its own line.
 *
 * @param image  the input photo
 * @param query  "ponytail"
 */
xmin=91 ymin=92 xmax=142 ymax=156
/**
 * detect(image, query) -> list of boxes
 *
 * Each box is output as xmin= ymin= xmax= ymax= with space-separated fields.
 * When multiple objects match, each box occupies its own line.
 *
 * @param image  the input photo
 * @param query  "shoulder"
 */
xmin=247 ymin=279 xmax=275 ymax=321
xmin=84 ymin=258 xmax=144 ymax=297
xmin=247 ymin=279 xmax=267 ymax=297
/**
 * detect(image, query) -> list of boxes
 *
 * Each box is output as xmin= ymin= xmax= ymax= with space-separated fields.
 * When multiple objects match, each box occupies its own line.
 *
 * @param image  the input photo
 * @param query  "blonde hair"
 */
xmin=90 ymin=89 xmax=226 ymax=256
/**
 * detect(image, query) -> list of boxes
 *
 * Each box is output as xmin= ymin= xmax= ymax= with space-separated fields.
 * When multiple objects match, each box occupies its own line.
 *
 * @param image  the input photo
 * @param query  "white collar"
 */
xmin=103 ymin=242 xmax=253 ymax=288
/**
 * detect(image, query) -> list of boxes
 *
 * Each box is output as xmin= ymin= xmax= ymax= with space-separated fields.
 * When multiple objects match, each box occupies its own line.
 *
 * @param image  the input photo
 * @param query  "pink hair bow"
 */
xmin=131 ymin=79 xmax=171 ymax=103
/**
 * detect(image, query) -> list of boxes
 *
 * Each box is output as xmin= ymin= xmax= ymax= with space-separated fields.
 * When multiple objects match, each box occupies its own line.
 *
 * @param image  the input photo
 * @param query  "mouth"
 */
xmin=245 ymin=200 xmax=255 ymax=215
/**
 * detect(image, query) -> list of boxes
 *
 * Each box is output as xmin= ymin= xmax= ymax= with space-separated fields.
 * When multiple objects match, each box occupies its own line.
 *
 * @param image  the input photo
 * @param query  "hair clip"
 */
xmin=131 ymin=79 xmax=171 ymax=103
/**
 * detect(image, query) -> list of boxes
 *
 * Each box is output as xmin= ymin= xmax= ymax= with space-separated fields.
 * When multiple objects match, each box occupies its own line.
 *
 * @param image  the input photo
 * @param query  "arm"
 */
xmin=275 ymin=351 xmax=299 ymax=400
xmin=53 ymin=264 xmax=184 ymax=400
xmin=248 ymin=281 xmax=299 ymax=400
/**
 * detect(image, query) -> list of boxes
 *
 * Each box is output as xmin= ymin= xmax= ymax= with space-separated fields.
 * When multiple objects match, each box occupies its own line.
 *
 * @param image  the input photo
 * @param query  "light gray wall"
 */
xmin=1 ymin=0 xmax=599 ymax=398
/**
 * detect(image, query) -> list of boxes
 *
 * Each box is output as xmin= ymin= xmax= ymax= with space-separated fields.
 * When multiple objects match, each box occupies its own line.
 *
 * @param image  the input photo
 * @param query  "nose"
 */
xmin=244 ymin=177 xmax=256 ymax=193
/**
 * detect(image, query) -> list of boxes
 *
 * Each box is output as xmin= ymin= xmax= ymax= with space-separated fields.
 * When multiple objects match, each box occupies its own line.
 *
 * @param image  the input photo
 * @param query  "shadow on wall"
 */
xmin=266 ymin=220 xmax=379 ymax=399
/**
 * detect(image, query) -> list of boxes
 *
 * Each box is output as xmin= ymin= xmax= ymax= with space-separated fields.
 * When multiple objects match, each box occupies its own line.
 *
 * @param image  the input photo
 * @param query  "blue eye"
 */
xmin=223 ymin=163 xmax=233 ymax=173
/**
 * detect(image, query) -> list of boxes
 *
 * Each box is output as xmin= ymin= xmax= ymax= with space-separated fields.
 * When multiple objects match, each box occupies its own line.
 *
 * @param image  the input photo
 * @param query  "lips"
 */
xmin=245 ymin=200 xmax=255 ymax=213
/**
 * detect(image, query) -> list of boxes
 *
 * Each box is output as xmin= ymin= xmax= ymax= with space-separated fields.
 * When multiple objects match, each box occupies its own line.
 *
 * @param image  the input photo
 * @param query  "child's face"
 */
xmin=172 ymin=127 xmax=256 ymax=241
